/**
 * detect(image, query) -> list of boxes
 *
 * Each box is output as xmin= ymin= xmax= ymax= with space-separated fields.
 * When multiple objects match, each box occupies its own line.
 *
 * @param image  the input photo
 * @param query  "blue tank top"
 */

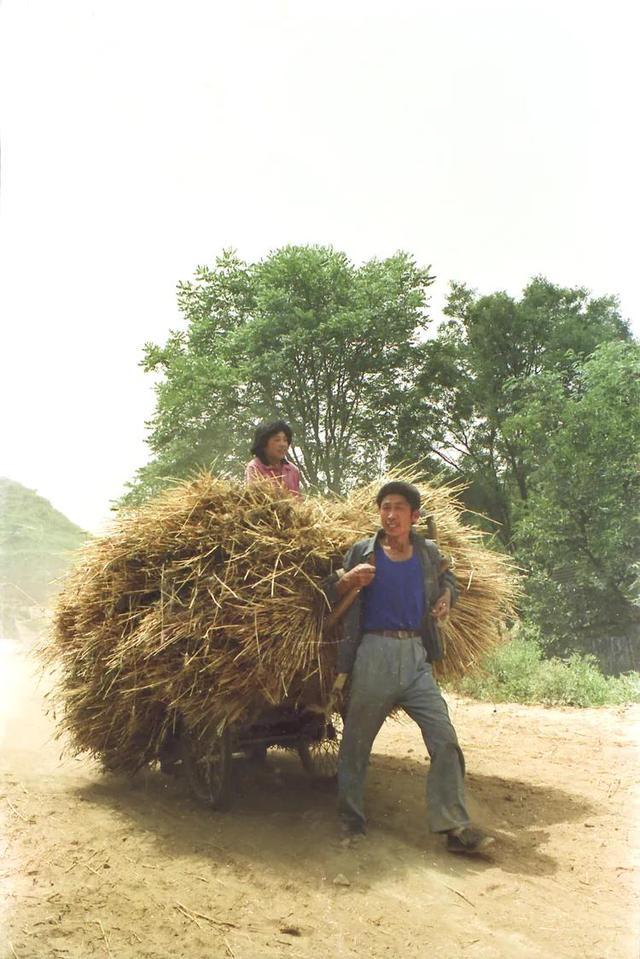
xmin=361 ymin=544 xmax=426 ymax=632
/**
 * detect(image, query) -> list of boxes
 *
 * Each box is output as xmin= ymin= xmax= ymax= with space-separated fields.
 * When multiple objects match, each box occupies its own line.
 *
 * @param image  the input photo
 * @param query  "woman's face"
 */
xmin=264 ymin=431 xmax=290 ymax=465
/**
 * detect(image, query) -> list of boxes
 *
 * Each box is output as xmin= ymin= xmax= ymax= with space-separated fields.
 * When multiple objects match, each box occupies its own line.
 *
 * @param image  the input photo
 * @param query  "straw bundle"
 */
xmin=44 ymin=471 xmax=518 ymax=773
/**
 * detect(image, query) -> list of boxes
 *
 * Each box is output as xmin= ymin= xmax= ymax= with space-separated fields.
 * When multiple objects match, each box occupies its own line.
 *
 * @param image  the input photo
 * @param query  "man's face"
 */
xmin=264 ymin=430 xmax=290 ymax=463
xmin=378 ymin=494 xmax=420 ymax=539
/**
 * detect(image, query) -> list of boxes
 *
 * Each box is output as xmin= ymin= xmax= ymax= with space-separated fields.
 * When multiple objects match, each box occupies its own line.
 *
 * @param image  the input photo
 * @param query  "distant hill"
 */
xmin=0 ymin=478 xmax=87 ymax=638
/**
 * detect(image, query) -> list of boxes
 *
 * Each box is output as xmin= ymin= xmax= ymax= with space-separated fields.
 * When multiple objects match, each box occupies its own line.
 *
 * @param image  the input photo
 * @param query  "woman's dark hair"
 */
xmin=250 ymin=419 xmax=293 ymax=464
xmin=376 ymin=481 xmax=421 ymax=512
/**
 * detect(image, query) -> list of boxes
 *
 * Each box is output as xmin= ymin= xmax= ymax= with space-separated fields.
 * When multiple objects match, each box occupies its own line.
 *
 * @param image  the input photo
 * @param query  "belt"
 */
xmin=377 ymin=629 xmax=422 ymax=640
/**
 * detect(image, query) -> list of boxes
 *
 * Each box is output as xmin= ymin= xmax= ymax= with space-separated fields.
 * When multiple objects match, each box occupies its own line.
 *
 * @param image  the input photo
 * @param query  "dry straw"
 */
xmin=44 ymin=470 xmax=519 ymax=773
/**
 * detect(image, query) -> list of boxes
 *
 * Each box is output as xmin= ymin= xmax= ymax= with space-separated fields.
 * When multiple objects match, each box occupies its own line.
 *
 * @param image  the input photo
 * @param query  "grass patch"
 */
xmin=454 ymin=628 xmax=640 ymax=707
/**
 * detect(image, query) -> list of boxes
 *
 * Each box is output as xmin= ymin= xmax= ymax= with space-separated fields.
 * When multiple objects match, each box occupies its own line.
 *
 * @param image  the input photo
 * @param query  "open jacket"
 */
xmin=325 ymin=529 xmax=459 ymax=674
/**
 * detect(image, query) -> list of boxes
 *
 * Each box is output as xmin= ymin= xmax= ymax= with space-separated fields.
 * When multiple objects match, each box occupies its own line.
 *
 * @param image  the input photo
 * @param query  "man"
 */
xmin=326 ymin=481 xmax=492 ymax=854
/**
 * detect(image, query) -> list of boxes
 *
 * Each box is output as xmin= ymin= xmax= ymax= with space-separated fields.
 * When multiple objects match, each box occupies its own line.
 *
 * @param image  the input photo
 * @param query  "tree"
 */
xmin=513 ymin=341 xmax=640 ymax=672
xmin=124 ymin=246 xmax=434 ymax=503
xmin=392 ymin=278 xmax=631 ymax=544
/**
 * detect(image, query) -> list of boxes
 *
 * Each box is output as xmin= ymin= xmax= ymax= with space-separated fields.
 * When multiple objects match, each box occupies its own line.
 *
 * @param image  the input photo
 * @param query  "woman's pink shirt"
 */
xmin=244 ymin=458 xmax=301 ymax=496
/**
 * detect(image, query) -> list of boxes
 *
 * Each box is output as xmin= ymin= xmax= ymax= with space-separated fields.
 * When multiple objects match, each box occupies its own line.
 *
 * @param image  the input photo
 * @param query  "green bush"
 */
xmin=455 ymin=628 xmax=640 ymax=707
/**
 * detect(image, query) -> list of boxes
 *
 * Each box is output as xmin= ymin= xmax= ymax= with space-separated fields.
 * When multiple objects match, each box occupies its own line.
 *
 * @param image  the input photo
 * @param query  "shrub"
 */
xmin=455 ymin=627 xmax=640 ymax=707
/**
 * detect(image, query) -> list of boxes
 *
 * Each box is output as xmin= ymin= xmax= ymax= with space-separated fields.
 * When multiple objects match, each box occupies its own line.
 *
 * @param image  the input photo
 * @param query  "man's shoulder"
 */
xmin=350 ymin=535 xmax=375 ymax=552
xmin=412 ymin=532 xmax=441 ymax=560
xmin=346 ymin=532 xmax=378 ymax=560
xmin=411 ymin=530 xmax=432 ymax=546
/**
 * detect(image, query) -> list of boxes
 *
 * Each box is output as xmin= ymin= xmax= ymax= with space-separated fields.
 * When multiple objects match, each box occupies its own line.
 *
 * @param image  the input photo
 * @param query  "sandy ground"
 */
xmin=1 ymin=637 xmax=638 ymax=959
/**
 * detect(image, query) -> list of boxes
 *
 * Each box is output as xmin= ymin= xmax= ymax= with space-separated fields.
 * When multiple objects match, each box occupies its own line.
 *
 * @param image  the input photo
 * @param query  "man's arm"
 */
xmin=333 ymin=562 xmax=375 ymax=597
xmin=440 ymin=564 xmax=458 ymax=607
xmin=430 ymin=544 xmax=459 ymax=620
xmin=322 ymin=542 xmax=373 ymax=685
xmin=324 ymin=544 xmax=363 ymax=604
xmin=432 ymin=585 xmax=452 ymax=620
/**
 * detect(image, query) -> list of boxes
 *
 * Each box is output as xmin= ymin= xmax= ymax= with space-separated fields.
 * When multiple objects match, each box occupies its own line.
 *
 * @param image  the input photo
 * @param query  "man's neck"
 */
xmin=382 ymin=531 xmax=412 ymax=552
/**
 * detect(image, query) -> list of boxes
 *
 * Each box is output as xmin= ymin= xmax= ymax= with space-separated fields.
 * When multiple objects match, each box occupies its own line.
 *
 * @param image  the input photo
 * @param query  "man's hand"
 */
xmin=335 ymin=563 xmax=375 ymax=597
xmin=304 ymin=672 xmax=349 ymax=718
xmin=332 ymin=672 xmax=348 ymax=692
xmin=431 ymin=588 xmax=452 ymax=621
xmin=339 ymin=563 xmax=376 ymax=594
xmin=328 ymin=672 xmax=349 ymax=716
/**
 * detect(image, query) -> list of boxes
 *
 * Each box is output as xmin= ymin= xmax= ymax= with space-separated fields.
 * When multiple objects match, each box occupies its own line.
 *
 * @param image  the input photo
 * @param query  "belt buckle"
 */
xmin=397 ymin=629 xmax=410 ymax=639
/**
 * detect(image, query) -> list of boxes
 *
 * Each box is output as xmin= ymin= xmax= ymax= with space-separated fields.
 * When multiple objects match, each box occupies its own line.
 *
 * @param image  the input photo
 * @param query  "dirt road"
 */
xmin=1 ymin=637 xmax=638 ymax=959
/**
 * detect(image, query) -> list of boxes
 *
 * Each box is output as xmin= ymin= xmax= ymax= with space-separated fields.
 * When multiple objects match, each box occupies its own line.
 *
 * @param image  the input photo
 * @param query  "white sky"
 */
xmin=1 ymin=0 xmax=638 ymax=532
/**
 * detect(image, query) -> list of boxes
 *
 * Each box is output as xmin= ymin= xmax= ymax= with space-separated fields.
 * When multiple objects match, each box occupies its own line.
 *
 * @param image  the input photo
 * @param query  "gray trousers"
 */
xmin=337 ymin=632 xmax=470 ymax=833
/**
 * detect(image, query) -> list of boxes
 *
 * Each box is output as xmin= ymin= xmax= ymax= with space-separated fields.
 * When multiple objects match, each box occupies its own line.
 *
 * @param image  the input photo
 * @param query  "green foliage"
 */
xmin=456 ymin=628 xmax=640 ymax=707
xmin=0 ymin=478 xmax=87 ymax=635
xmin=513 ymin=341 xmax=640 ymax=669
xmin=393 ymin=277 xmax=631 ymax=544
xmin=126 ymin=246 xmax=434 ymax=503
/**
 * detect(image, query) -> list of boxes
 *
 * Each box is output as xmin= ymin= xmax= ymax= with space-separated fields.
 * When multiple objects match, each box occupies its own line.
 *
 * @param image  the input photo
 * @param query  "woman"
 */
xmin=244 ymin=419 xmax=301 ymax=496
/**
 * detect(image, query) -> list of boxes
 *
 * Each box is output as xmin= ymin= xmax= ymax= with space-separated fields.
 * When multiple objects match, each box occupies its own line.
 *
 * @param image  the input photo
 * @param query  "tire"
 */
xmin=246 ymin=743 xmax=268 ymax=764
xmin=180 ymin=725 xmax=233 ymax=810
xmin=297 ymin=712 xmax=343 ymax=780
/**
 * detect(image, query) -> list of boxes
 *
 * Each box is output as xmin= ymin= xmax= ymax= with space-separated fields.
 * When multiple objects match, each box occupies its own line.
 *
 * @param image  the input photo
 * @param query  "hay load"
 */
xmin=45 ymin=471 xmax=518 ymax=773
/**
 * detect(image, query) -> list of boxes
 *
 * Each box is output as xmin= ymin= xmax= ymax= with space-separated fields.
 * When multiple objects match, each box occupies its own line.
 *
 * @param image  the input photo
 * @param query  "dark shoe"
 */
xmin=446 ymin=827 xmax=494 ymax=855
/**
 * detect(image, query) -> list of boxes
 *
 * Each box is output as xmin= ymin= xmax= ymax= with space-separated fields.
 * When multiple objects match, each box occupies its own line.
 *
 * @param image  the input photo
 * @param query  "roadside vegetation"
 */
xmin=0 ymin=478 xmax=86 ymax=638
xmin=453 ymin=627 xmax=640 ymax=707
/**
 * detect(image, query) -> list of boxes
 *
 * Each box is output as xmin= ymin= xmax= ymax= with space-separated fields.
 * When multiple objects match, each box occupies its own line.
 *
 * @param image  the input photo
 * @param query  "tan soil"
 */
xmin=1 ymin=637 xmax=638 ymax=959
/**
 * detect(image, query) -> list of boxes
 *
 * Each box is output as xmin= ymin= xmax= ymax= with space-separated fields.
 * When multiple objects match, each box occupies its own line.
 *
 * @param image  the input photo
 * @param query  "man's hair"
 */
xmin=376 ymin=481 xmax=421 ymax=512
xmin=250 ymin=419 xmax=293 ymax=464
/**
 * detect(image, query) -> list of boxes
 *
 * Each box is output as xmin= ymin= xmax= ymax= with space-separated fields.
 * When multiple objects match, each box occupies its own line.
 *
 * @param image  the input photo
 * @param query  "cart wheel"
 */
xmin=297 ymin=713 xmax=343 ymax=780
xmin=246 ymin=744 xmax=268 ymax=765
xmin=180 ymin=725 xmax=233 ymax=810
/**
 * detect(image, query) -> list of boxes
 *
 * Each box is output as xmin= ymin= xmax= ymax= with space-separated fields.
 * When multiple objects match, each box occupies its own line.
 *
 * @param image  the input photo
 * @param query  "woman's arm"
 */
xmin=245 ymin=460 xmax=260 ymax=484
